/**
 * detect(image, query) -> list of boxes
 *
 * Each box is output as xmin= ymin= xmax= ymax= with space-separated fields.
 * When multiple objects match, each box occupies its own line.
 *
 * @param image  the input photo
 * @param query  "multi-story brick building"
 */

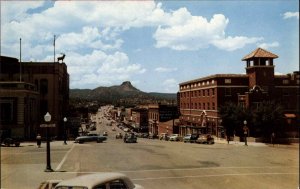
xmin=178 ymin=48 xmax=299 ymax=138
xmin=148 ymin=104 xmax=178 ymax=136
xmin=0 ymin=56 xmax=69 ymax=139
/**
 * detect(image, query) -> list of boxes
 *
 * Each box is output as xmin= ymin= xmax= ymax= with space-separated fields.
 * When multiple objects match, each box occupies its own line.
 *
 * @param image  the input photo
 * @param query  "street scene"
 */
xmin=1 ymin=108 xmax=299 ymax=189
xmin=1 ymin=1 xmax=299 ymax=189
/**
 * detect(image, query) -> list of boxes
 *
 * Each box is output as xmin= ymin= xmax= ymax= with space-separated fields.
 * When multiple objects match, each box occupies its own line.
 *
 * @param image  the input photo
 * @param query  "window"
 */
xmin=109 ymin=179 xmax=128 ymax=189
xmin=207 ymin=103 xmax=210 ymax=110
xmin=212 ymin=88 xmax=215 ymax=96
xmin=199 ymin=103 xmax=201 ymax=109
xmin=207 ymin=89 xmax=210 ymax=96
xmin=40 ymin=79 xmax=48 ymax=94
xmin=225 ymin=79 xmax=231 ymax=84
xmin=225 ymin=88 xmax=231 ymax=96
xmin=203 ymin=103 xmax=205 ymax=110
xmin=212 ymin=103 xmax=215 ymax=110
xmin=283 ymin=80 xmax=289 ymax=85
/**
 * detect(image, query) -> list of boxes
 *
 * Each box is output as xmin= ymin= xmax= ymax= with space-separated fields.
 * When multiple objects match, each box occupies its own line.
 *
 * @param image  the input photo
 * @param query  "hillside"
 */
xmin=70 ymin=81 xmax=177 ymax=106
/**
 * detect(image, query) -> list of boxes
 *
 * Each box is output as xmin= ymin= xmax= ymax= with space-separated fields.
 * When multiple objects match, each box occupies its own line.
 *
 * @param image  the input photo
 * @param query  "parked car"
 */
xmin=159 ymin=133 xmax=169 ymax=141
xmin=169 ymin=134 xmax=180 ymax=141
xmin=112 ymin=127 xmax=116 ymax=131
xmin=38 ymin=180 xmax=62 ymax=189
xmin=196 ymin=134 xmax=215 ymax=144
xmin=103 ymin=131 xmax=108 ymax=136
xmin=190 ymin=133 xmax=200 ymax=143
xmin=183 ymin=134 xmax=192 ymax=143
xmin=116 ymin=132 xmax=123 ymax=139
xmin=1 ymin=137 xmax=21 ymax=147
xmin=54 ymin=172 xmax=144 ymax=189
xmin=124 ymin=133 xmax=137 ymax=143
xmin=75 ymin=133 xmax=107 ymax=144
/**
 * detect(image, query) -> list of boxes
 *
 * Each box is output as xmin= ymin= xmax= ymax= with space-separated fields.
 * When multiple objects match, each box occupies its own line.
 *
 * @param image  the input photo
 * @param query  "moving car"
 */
xmin=1 ymin=137 xmax=21 ymax=147
xmin=124 ymin=133 xmax=137 ymax=143
xmin=75 ymin=133 xmax=107 ymax=144
xmin=54 ymin=172 xmax=144 ymax=189
xmin=169 ymin=134 xmax=180 ymax=141
xmin=196 ymin=134 xmax=215 ymax=144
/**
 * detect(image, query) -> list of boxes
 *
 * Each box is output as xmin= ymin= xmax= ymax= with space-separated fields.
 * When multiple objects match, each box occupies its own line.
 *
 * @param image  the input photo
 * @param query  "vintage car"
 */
xmin=1 ymin=137 xmax=21 ymax=147
xmin=169 ymin=134 xmax=180 ymax=141
xmin=124 ymin=133 xmax=137 ymax=143
xmin=54 ymin=172 xmax=144 ymax=189
xmin=75 ymin=133 xmax=107 ymax=144
xmin=196 ymin=134 xmax=215 ymax=144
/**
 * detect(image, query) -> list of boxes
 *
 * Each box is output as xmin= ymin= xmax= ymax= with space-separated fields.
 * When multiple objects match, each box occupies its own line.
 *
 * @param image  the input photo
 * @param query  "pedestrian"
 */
xmin=36 ymin=134 xmax=42 ymax=148
xmin=271 ymin=132 xmax=275 ymax=147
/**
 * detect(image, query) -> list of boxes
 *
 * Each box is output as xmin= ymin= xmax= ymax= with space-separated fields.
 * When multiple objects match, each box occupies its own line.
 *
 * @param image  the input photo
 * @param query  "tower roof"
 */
xmin=242 ymin=48 xmax=278 ymax=61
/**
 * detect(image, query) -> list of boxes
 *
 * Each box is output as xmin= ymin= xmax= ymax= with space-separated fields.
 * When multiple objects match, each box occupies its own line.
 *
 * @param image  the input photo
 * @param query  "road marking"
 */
xmin=130 ymin=172 xmax=299 ymax=181
xmin=58 ymin=166 xmax=298 ymax=174
xmin=55 ymin=144 xmax=75 ymax=171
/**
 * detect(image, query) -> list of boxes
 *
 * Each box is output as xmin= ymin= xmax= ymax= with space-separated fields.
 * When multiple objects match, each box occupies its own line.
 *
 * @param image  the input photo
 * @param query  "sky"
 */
xmin=1 ymin=0 xmax=299 ymax=93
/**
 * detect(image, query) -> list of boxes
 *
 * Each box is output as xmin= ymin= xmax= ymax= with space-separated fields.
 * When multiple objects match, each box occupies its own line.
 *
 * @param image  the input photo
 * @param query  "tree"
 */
xmin=252 ymin=101 xmax=284 ymax=138
xmin=219 ymin=102 xmax=251 ymax=138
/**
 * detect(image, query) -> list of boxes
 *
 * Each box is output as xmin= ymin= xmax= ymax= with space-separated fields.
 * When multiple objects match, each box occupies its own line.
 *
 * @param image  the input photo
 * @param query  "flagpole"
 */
xmin=20 ymin=38 xmax=22 ymax=82
xmin=54 ymin=35 xmax=56 ymax=63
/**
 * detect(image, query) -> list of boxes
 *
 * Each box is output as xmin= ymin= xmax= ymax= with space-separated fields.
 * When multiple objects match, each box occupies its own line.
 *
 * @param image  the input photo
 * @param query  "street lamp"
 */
xmin=63 ymin=117 xmax=67 ymax=145
xmin=44 ymin=112 xmax=53 ymax=172
xmin=243 ymin=120 xmax=248 ymax=146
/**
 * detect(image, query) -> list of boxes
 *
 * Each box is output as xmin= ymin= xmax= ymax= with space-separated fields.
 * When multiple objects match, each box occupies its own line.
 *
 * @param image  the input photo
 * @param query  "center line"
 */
xmin=55 ymin=144 xmax=75 ymax=171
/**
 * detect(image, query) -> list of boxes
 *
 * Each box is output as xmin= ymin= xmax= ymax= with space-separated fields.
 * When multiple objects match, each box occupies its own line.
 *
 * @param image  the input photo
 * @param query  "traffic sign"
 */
xmin=40 ymin=124 xmax=56 ymax=128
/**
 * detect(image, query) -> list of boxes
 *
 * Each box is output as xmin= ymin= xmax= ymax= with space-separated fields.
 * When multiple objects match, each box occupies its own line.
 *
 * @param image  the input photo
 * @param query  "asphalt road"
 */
xmin=1 ymin=113 xmax=299 ymax=189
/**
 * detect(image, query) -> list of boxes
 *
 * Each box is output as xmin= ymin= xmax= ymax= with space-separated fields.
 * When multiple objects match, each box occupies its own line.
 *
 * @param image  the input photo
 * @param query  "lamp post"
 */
xmin=44 ymin=112 xmax=53 ymax=172
xmin=243 ymin=120 xmax=248 ymax=146
xmin=63 ymin=117 xmax=67 ymax=145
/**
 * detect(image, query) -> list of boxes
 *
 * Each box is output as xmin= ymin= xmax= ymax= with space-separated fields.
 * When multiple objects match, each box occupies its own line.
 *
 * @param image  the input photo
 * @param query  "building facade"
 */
xmin=148 ymin=104 xmax=178 ymax=136
xmin=178 ymin=48 xmax=299 ymax=138
xmin=0 ymin=56 xmax=69 ymax=139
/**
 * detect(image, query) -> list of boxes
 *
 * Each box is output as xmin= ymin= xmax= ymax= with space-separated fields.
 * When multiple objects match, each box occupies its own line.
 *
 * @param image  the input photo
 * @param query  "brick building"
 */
xmin=178 ymin=48 xmax=299 ymax=138
xmin=148 ymin=104 xmax=178 ymax=136
xmin=0 ymin=56 xmax=69 ymax=139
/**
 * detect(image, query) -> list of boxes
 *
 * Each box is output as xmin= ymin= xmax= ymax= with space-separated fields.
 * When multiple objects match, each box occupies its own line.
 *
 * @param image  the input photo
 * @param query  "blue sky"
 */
xmin=1 ymin=0 xmax=299 ymax=93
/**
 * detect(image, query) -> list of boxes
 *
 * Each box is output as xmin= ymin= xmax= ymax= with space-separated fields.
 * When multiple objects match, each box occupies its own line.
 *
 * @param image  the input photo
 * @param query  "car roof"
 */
xmin=55 ymin=173 xmax=135 ymax=189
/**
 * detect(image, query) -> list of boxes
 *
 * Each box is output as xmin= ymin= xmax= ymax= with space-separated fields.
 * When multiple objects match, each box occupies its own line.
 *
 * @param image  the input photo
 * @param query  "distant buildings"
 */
xmin=179 ymin=48 xmax=299 ymax=138
xmin=0 ymin=56 xmax=69 ymax=139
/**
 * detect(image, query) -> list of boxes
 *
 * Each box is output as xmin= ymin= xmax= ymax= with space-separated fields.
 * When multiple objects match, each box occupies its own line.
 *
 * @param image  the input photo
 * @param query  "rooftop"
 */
xmin=242 ymin=48 xmax=278 ymax=60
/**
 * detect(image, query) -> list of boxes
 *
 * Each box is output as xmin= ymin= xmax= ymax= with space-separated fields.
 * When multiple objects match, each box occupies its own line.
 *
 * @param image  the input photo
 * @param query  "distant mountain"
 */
xmin=70 ymin=81 xmax=177 ymax=106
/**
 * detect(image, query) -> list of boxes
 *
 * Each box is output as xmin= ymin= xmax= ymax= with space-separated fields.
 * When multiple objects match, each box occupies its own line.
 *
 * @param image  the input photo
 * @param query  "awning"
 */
xmin=284 ymin=114 xmax=296 ymax=118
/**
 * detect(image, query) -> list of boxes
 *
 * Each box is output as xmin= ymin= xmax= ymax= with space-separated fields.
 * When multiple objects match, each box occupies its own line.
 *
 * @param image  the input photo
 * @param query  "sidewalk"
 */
xmin=214 ymin=137 xmax=299 ymax=147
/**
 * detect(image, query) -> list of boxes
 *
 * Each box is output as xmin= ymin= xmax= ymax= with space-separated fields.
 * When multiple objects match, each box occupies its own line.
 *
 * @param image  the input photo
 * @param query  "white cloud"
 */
xmin=257 ymin=42 xmax=280 ymax=49
xmin=212 ymin=36 xmax=264 ymax=51
xmin=155 ymin=67 xmax=178 ymax=73
xmin=283 ymin=12 xmax=299 ymax=19
xmin=162 ymin=78 xmax=178 ymax=93
xmin=153 ymin=13 xmax=261 ymax=51
xmin=65 ymin=50 xmax=146 ymax=89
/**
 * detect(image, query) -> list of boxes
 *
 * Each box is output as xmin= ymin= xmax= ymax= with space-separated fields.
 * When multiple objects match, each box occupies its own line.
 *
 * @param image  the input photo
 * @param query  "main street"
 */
xmin=1 ymin=113 xmax=299 ymax=189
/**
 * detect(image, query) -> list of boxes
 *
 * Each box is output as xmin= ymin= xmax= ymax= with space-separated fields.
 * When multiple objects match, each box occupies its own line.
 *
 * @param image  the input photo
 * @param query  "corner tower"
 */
xmin=242 ymin=48 xmax=278 ymax=91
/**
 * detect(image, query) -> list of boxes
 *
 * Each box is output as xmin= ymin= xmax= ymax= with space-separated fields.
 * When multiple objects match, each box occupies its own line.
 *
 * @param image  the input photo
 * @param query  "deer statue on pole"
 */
xmin=57 ymin=53 xmax=65 ymax=63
